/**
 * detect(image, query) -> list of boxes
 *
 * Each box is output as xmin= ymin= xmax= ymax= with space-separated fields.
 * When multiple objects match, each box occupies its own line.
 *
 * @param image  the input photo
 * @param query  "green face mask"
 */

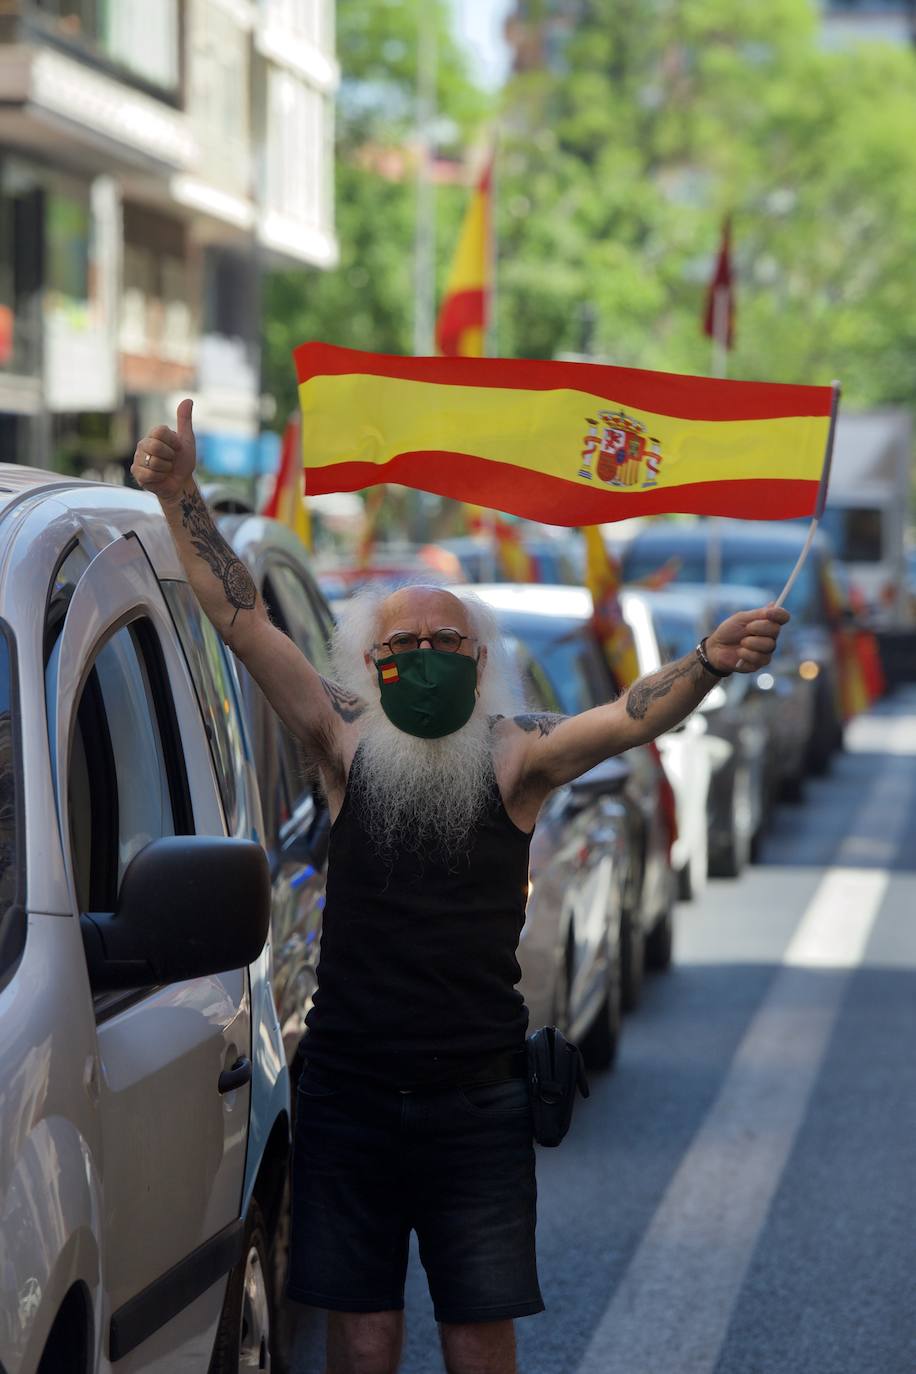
xmin=375 ymin=648 xmax=478 ymax=739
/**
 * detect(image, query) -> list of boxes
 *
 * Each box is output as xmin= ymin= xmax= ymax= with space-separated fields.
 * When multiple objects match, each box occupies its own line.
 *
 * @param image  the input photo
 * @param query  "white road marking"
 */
xmin=574 ymin=727 xmax=914 ymax=1374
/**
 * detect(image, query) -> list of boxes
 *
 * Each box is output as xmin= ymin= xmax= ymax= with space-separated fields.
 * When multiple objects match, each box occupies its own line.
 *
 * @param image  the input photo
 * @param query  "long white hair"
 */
xmin=330 ymin=583 xmax=525 ymax=856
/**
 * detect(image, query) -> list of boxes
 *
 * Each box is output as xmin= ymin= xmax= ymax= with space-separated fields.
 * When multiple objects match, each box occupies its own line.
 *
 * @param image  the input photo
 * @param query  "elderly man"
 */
xmin=133 ymin=404 xmax=788 ymax=1374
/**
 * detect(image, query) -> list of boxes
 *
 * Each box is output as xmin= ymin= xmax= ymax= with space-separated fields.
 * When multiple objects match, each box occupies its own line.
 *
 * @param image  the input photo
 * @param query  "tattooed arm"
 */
xmin=496 ymin=605 xmax=789 ymax=798
xmin=132 ymin=401 xmax=361 ymax=784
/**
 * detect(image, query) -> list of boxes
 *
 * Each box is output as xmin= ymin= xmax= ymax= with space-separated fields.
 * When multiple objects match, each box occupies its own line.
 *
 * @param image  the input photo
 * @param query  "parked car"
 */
xmin=618 ymin=519 xmax=845 ymax=772
xmin=438 ymin=533 xmax=583 ymax=586
xmin=472 ymin=585 xmax=677 ymax=1022
xmin=0 ymin=467 xmax=290 ymax=1373
xmin=215 ymin=513 xmax=337 ymax=1066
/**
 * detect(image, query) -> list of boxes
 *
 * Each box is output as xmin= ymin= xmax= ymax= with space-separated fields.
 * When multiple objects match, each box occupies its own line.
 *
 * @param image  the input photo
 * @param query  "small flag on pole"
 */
xmin=583 ymin=526 xmax=640 ymax=688
xmin=294 ymin=343 xmax=835 ymax=527
xmin=436 ymin=159 xmax=492 ymax=358
xmin=703 ymin=217 xmax=735 ymax=351
xmin=263 ymin=411 xmax=312 ymax=551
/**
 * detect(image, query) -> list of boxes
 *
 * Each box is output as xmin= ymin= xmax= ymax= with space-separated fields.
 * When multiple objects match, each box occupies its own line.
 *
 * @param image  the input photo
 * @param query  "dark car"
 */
xmin=619 ymin=520 xmax=844 ymax=772
xmin=474 ymin=584 xmax=677 ymax=1016
xmin=216 ymin=513 xmax=336 ymax=1063
xmin=633 ymin=584 xmax=799 ymax=877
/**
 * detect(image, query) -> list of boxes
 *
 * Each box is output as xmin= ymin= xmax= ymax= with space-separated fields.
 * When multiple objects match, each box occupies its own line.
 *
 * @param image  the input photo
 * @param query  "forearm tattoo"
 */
xmin=624 ymin=657 xmax=704 ymax=721
xmin=321 ymin=677 xmax=364 ymax=723
xmin=512 ymin=713 xmax=568 ymax=737
xmin=179 ymin=487 xmax=256 ymax=625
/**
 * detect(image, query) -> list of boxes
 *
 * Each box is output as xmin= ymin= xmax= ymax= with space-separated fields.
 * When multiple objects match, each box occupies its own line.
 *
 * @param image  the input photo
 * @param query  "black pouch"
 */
xmin=526 ymin=1026 xmax=590 ymax=1147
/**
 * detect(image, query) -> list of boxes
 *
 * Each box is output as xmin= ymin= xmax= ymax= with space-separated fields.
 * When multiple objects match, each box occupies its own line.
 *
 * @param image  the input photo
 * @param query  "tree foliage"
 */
xmin=264 ymin=0 xmax=916 ymax=424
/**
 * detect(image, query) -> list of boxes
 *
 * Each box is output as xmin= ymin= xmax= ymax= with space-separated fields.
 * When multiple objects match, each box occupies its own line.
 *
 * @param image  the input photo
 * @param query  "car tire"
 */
xmin=209 ymin=1199 xmax=275 ymax=1374
xmin=580 ymin=933 xmax=622 ymax=1072
xmin=645 ymin=906 xmax=673 ymax=972
xmin=708 ymin=767 xmax=753 ymax=879
xmin=620 ymin=910 xmax=644 ymax=1012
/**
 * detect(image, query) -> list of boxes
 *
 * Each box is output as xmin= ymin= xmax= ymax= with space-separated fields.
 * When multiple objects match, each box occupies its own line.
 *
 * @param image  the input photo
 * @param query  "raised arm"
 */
xmin=131 ymin=400 xmax=360 ymax=790
xmin=497 ymin=605 xmax=789 ymax=798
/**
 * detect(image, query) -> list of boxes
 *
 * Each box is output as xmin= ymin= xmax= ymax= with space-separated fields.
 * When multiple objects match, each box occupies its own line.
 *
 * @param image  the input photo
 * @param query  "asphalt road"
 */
xmin=285 ymin=687 xmax=916 ymax=1374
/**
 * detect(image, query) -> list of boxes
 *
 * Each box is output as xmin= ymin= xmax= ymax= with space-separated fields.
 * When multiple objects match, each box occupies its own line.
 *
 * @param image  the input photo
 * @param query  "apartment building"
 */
xmin=0 ymin=0 xmax=338 ymax=476
xmin=821 ymin=1 xmax=916 ymax=44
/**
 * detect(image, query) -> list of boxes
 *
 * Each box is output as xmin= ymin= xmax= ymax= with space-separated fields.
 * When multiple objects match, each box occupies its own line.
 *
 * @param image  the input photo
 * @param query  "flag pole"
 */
xmin=413 ymin=2 xmax=437 ymax=357
xmin=706 ymin=284 xmax=729 ymax=614
xmin=772 ymin=381 xmax=841 ymax=609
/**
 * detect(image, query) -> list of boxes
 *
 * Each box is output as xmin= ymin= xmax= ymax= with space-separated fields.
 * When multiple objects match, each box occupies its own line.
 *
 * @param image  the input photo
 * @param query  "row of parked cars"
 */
xmin=0 ymin=466 xmax=845 ymax=1372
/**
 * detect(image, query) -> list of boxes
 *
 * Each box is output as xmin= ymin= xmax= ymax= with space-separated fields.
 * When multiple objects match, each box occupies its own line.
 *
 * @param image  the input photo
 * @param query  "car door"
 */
xmin=259 ymin=554 xmax=334 ymax=1062
xmin=46 ymin=533 xmax=251 ymax=1369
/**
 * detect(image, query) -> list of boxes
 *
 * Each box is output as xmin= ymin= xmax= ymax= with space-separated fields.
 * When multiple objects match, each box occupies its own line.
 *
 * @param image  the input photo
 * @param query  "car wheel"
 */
xmin=580 ymin=932 xmax=622 ymax=1071
xmin=209 ymin=1199 xmax=274 ymax=1374
xmin=620 ymin=910 xmax=644 ymax=1012
xmin=709 ymin=767 xmax=753 ymax=879
xmin=645 ymin=906 xmax=673 ymax=972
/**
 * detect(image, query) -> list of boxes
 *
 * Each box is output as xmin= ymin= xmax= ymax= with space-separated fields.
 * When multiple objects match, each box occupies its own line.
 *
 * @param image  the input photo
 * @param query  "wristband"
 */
xmin=696 ymin=637 xmax=732 ymax=679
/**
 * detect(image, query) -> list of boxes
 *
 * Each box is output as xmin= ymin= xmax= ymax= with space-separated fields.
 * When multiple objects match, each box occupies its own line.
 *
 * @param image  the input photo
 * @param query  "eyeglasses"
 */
xmin=377 ymin=628 xmax=472 ymax=655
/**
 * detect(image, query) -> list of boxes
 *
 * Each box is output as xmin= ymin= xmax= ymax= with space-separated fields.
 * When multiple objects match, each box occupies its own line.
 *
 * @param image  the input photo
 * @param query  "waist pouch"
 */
xmin=526 ymin=1026 xmax=590 ymax=1147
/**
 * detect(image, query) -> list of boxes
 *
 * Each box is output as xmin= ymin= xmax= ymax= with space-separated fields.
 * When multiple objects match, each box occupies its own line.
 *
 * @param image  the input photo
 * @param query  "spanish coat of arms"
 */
xmin=579 ymin=410 xmax=663 ymax=489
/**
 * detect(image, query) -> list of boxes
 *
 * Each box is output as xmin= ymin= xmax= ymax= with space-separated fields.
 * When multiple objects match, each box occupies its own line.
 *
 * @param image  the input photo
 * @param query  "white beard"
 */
xmin=351 ymin=696 xmax=495 ymax=858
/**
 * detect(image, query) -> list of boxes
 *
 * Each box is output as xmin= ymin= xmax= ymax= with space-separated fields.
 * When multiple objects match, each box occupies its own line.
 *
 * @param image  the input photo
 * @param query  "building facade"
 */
xmin=821 ymin=1 xmax=916 ymax=46
xmin=0 ymin=0 xmax=338 ymax=477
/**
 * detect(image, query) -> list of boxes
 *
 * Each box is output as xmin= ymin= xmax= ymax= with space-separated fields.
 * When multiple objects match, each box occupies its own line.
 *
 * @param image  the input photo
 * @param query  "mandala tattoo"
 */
xmin=180 ymin=487 xmax=256 ymax=625
xmin=513 ymin=713 xmax=568 ymax=737
xmin=624 ymin=658 xmax=703 ymax=721
xmin=321 ymin=677 xmax=364 ymax=723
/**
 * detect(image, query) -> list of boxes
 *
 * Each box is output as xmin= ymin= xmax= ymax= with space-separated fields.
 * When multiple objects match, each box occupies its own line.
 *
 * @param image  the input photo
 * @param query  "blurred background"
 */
xmin=0 ymin=0 xmax=914 ymax=631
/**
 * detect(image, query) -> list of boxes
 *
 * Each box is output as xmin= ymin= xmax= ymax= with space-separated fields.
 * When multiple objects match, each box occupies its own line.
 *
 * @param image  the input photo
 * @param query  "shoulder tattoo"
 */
xmin=512 ymin=712 xmax=568 ymax=738
xmin=179 ymin=487 xmax=256 ymax=625
xmin=320 ymin=677 xmax=365 ymax=724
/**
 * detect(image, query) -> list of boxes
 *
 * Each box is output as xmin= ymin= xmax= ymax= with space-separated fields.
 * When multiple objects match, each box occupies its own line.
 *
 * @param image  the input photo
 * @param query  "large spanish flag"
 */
xmin=436 ymin=159 xmax=491 ymax=357
xmin=294 ymin=343 xmax=835 ymax=527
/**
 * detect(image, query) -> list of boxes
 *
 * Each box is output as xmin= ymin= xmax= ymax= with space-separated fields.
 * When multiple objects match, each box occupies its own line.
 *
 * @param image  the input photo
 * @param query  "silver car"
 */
xmin=0 ymin=467 xmax=290 ymax=1373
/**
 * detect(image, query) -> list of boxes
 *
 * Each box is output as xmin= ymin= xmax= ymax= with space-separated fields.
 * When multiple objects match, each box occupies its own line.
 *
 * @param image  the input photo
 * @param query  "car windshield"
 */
xmin=504 ymin=618 xmax=611 ymax=715
xmin=651 ymin=608 xmax=701 ymax=665
xmin=623 ymin=545 xmax=820 ymax=623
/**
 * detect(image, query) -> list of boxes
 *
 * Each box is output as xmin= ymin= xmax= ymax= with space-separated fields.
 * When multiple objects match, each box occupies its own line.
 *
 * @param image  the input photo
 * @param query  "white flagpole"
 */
xmin=772 ymin=380 xmax=841 ymax=609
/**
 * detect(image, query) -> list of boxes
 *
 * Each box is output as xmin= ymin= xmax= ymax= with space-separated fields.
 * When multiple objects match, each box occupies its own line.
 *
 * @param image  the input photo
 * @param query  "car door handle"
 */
xmin=218 ymin=1056 xmax=252 ymax=1094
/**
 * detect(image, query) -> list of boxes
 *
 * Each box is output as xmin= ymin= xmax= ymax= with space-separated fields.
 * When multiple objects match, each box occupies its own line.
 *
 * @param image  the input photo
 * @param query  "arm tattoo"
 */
xmin=624 ymin=658 xmax=704 ymax=721
xmin=512 ymin=712 xmax=568 ymax=738
xmin=179 ymin=487 xmax=256 ymax=625
xmin=320 ymin=677 xmax=365 ymax=723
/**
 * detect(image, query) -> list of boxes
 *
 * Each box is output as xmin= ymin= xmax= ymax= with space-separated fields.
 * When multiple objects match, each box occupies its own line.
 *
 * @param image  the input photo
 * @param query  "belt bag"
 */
xmin=526 ymin=1026 xmax=590 ymax=1147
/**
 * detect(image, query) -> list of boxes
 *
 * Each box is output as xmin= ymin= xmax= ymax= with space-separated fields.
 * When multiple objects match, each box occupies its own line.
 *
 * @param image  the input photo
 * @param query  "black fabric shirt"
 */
xmin=303 ymin=758 xmax=532 ymax=1088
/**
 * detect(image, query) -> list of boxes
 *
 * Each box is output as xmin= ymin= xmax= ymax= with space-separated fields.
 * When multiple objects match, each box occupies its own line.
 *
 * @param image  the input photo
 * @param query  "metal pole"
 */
xmin=413 ymin=2 xmax=437 ymax=357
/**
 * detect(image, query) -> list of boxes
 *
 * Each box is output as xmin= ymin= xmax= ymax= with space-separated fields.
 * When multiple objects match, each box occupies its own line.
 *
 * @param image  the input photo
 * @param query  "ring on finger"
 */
xmin=144 ymin=454 xmax=151 ymax=467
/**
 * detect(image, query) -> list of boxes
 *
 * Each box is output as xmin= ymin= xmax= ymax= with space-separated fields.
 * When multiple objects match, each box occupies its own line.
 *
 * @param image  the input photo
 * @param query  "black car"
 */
xmin=619 ymin=520 xmax=844 ymax=772
xmin=638 ymin=583 xmax=813 ymax=876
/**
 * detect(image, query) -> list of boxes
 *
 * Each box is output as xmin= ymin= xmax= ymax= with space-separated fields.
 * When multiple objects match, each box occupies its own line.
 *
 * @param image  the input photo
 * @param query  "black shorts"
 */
xmin=287 ymin=1063 xmax=544 ymax=1325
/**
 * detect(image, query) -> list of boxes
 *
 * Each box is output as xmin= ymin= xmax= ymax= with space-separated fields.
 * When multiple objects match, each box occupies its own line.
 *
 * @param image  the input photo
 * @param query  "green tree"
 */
xmin=496 ymin=0 xmax=916 ymax=410
xmin=262 ymin=0 xmax=490 ymax=423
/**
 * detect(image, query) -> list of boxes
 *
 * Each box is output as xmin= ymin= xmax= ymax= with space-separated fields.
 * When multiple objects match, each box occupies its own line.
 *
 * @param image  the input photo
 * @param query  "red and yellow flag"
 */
xmin=466 ymin=504 xmax=538 ymax=582
xmin=263 ymin=411 xmax=312 ymax=550
xmin=436 ymin=160 xmax=491 ymax=358
xmin=583 ymin=526 xmax=640 ymax=689
xmin=294 ymin=343 xmax=834 ymax=528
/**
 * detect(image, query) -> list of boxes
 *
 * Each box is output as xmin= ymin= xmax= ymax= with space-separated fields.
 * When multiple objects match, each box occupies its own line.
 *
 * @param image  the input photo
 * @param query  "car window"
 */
xmin=623 ymin=545 xmax=821 ymax=624
xmin=264 ymin=560 xmax=333 ymax=677
xmin=0 ymin=624 xmax=23 ymax=982
xmin=262 ymin=563 xmax=331 ymax=810
xmin=510 ymin=621 xmax=612 ymax=716
xmin=162 ymin=580 xmax=256 ymax=840
xmin=66 ymin=621 xmax=192 ymax=913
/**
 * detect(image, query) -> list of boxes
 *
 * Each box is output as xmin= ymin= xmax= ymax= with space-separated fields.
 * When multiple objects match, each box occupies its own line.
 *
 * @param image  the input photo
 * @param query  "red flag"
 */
xmin=703 ymin=218 xmax=735 ymax=350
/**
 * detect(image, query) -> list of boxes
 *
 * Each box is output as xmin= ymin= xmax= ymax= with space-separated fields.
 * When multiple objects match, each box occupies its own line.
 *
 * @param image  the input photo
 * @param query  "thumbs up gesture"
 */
xmin=132 ymin=398 xmax=197 ymax=504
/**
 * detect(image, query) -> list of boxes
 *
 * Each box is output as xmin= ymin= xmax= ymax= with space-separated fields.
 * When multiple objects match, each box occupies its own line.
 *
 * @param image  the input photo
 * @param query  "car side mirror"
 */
xmin=80 ymin=836 xmax=270 ymax=991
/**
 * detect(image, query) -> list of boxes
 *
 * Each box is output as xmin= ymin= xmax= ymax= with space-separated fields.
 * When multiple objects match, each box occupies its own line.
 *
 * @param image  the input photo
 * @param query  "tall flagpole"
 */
xmin=706 ymin=284 xmax=729 ymax=611
xmin=413 ymin=2 xmax=437 ymax=357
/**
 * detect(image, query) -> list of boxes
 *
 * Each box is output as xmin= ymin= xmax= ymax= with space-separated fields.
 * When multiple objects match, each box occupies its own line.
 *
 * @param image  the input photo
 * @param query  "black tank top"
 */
xmin=303 ymin=753 xmax=532 ymax=1087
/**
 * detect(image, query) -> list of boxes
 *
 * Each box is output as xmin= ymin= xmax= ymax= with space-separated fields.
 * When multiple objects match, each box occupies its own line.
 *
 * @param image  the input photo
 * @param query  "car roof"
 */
xmin=621 ymin=518 xmax=824 ymax=554
xmin=470 ymin=583 xmax=594 ymax=620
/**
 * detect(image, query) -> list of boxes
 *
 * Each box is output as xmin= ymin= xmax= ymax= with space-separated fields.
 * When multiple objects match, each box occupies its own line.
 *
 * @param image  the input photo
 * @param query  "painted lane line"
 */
xmin=574 ymin=869 xmax=889 ymax=1374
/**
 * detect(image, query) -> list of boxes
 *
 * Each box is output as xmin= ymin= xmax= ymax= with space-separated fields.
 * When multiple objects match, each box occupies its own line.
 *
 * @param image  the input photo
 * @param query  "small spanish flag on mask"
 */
xmin=380 ymin=663 xmax=400 ymax=684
